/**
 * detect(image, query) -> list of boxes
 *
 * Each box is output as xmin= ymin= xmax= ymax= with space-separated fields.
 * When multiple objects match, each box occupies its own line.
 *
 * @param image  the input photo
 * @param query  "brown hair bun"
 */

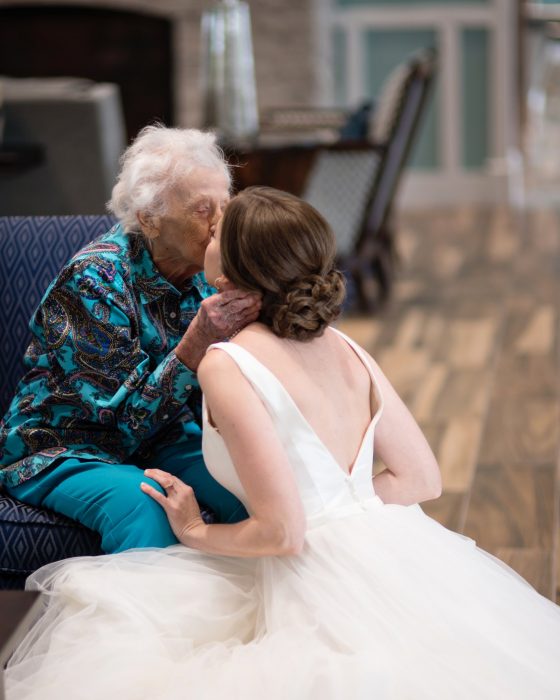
xmin=220 ymin=187 xmax=346 ymax=341
xmin=266 ymin=270 xmax=346 ymax=341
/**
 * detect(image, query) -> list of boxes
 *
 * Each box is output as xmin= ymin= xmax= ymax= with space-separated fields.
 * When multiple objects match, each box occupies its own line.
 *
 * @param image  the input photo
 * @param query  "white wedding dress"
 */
xmin=6 ymin=332 xmax=560 ymax=699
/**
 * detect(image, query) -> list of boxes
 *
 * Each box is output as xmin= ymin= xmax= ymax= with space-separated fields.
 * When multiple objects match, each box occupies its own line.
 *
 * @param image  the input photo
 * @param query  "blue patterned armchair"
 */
xmin=0 ymin=216 xmax=116 ymax=589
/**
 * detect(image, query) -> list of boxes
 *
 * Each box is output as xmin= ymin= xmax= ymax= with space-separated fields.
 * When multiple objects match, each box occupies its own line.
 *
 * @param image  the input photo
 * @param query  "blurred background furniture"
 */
xmin=306 ymin=48 xmax=437 ymax=311
xmin=257 ymin=105 xmax=351 ymax=145
xmin=0 ymin=216 xmax=113 ymax=590
xmin=0 ymin=145 xmax=44 ymax=177
xmin=0 ymin=5 xmax=173 ymax=141
xmin=0 ymin=78 xmax=126 ymax=215
xmin=230 ymin=48 xmax=438 ymax=311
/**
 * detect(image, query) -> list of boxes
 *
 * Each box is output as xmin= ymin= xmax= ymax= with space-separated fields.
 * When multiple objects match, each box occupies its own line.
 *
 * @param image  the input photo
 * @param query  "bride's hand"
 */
xmin=141 ymin=469 xmax=206 ymax=543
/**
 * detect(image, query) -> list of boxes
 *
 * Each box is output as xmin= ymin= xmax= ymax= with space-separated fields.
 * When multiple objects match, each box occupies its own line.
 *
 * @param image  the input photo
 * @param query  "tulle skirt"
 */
xmin=6 ymin=497 xmax=560 ymax=699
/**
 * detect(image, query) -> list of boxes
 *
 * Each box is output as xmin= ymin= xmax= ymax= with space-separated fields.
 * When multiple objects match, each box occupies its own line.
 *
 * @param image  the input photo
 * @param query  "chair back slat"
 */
xmin=298 ymin=49 xmax=437 ymax=311
xmin=360 ymin=49 xmax=437 ymax=248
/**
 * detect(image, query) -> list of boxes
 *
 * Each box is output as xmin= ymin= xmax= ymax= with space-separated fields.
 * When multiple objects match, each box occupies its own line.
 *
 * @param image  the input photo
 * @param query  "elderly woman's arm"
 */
xmin=175 ymin=288 xmax=261 ymax=371
xmin=32 ymin=261 xmax=255 ymax=451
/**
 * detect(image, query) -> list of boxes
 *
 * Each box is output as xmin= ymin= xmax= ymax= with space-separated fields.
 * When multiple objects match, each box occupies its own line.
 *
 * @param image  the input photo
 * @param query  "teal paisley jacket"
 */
xmin=0 ymin=224 xmax=213 ymax=488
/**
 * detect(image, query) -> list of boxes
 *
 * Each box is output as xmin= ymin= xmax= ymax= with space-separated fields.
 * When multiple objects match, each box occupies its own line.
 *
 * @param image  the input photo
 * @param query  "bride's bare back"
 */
xmin=231 ymin=322 xmax=375 ymax=475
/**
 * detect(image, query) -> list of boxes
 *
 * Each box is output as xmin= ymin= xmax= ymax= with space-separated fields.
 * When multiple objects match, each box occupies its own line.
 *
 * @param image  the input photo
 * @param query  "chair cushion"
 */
xmin=0 ymin=216 xmax=116 ymax=588
xmin=0 ymin=492 xmax=103 ymax=589
xmin=0 ymin=215 xmax=117 ymax=416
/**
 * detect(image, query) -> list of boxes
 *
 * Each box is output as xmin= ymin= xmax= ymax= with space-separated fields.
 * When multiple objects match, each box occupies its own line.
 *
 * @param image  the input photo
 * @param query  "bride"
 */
xmin=7 ymin=187 xmax=560 ymax=699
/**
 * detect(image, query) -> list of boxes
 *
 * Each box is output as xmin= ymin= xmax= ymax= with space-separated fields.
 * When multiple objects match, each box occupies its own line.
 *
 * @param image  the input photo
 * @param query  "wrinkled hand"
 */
xmin=141 ymin=469 xmax=206 ymax=544
xmin=175 ymin=280 xmax=261 ymax=370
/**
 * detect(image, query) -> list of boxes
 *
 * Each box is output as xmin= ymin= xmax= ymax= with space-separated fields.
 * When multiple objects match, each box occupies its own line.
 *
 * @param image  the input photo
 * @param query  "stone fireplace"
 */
xmin=0 ymin=4 xmax=173 ymax=139
xmin=0 ymin=0 xmax=319 ymax=136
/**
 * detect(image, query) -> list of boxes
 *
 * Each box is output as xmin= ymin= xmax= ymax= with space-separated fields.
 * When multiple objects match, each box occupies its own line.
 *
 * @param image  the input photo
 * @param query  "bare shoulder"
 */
xmin=339 ymin=330 xmax=381 ymax=371
xmin=197 ymin=346 xmax=240 ymax=388
xmin=198 ymin=340 xmax=270 ymax=429
xmin=363 ymin=346 xmax=382 ymax=372
xmin=198 ymin=323 xmax=273 ymax=393
xmin=330 ymin=327 xmax=381 ymax=371
xmin=228 ymin=322 xmax=282 ymax=361
xmin=357 ymin=345 xmax=389 ymax=388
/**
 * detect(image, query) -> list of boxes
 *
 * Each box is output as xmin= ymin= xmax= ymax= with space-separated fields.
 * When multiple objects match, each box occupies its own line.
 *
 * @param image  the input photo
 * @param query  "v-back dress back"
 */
xmin=6 ymin=330 xmax=560 ymax=699
xmin=202 ymin=331 xmax=384 ymax=526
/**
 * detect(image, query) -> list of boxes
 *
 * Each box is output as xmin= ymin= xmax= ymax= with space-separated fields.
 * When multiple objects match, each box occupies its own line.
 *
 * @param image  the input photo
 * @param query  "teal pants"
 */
xmin=8 ymin=440 xmax=247 ymax=553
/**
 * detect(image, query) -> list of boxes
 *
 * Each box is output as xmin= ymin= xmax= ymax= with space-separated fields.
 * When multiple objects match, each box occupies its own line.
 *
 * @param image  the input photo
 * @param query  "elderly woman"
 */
xmin=0 ymin=125 xmax=260 ymax=552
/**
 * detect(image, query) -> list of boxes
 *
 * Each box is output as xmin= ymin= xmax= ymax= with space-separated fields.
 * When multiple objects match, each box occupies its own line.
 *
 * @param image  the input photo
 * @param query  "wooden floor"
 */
xmin=338 ymin=205 xmax=560 ymax=602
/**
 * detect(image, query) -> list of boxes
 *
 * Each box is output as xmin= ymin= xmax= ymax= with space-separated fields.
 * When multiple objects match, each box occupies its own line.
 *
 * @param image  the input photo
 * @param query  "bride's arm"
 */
xmin=142 ymin=349 xmax=306 ymax=558
xmin=366 ymin=352 xmax=442 ymax=505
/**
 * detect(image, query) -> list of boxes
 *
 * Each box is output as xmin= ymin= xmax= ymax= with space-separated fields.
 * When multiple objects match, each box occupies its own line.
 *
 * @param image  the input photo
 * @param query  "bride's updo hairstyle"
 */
xmin=220 ymin=187 xmax=346 ymax=341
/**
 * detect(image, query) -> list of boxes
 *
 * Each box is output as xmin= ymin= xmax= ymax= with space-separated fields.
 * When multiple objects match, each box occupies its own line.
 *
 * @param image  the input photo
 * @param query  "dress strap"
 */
xmin=205 ymin=342 xmax=300 ymax=426
xmin=207 ymin=331 xmax=383 ymax=432
xmin=329 ymin=327 xmax=384 ymax=417
xmin=206 ymin=335 xmax=383 ymax=479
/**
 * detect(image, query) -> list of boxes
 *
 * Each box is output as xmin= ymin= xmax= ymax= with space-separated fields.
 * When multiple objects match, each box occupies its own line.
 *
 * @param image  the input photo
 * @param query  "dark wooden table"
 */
xmin=223 ymin=138 xmax=376 ymax=196
xmin=0 ymin=591 xmax=43 ymax=700
xmin=0 ymin=144 xmax=44 ymax=176
xmin=224 ymin=141 xmax=318 ymax=196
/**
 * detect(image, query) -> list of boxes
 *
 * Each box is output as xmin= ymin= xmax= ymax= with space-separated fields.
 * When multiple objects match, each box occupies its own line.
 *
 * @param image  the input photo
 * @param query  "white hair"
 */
xmin=108 ymin=124 xmax=231 ymax=233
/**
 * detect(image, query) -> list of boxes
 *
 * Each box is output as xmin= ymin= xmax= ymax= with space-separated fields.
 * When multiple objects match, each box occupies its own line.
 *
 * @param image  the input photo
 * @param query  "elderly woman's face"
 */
xmin=204 ymin=215 xmax=223 ymax=287
xmin=148 ymin=166 xmax=230 ymax=281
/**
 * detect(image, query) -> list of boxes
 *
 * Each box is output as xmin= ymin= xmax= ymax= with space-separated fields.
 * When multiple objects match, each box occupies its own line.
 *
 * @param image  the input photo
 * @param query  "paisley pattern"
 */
xmin=0 ymin=224 xmax=214 ymax=488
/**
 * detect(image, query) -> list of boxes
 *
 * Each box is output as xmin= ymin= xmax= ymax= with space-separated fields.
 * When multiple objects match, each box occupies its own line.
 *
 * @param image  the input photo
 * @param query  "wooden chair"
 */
xmin=302 ymin=48 xmax=438 ymax=312
xmin=229 ymin=49 xmax=437 ymax=312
